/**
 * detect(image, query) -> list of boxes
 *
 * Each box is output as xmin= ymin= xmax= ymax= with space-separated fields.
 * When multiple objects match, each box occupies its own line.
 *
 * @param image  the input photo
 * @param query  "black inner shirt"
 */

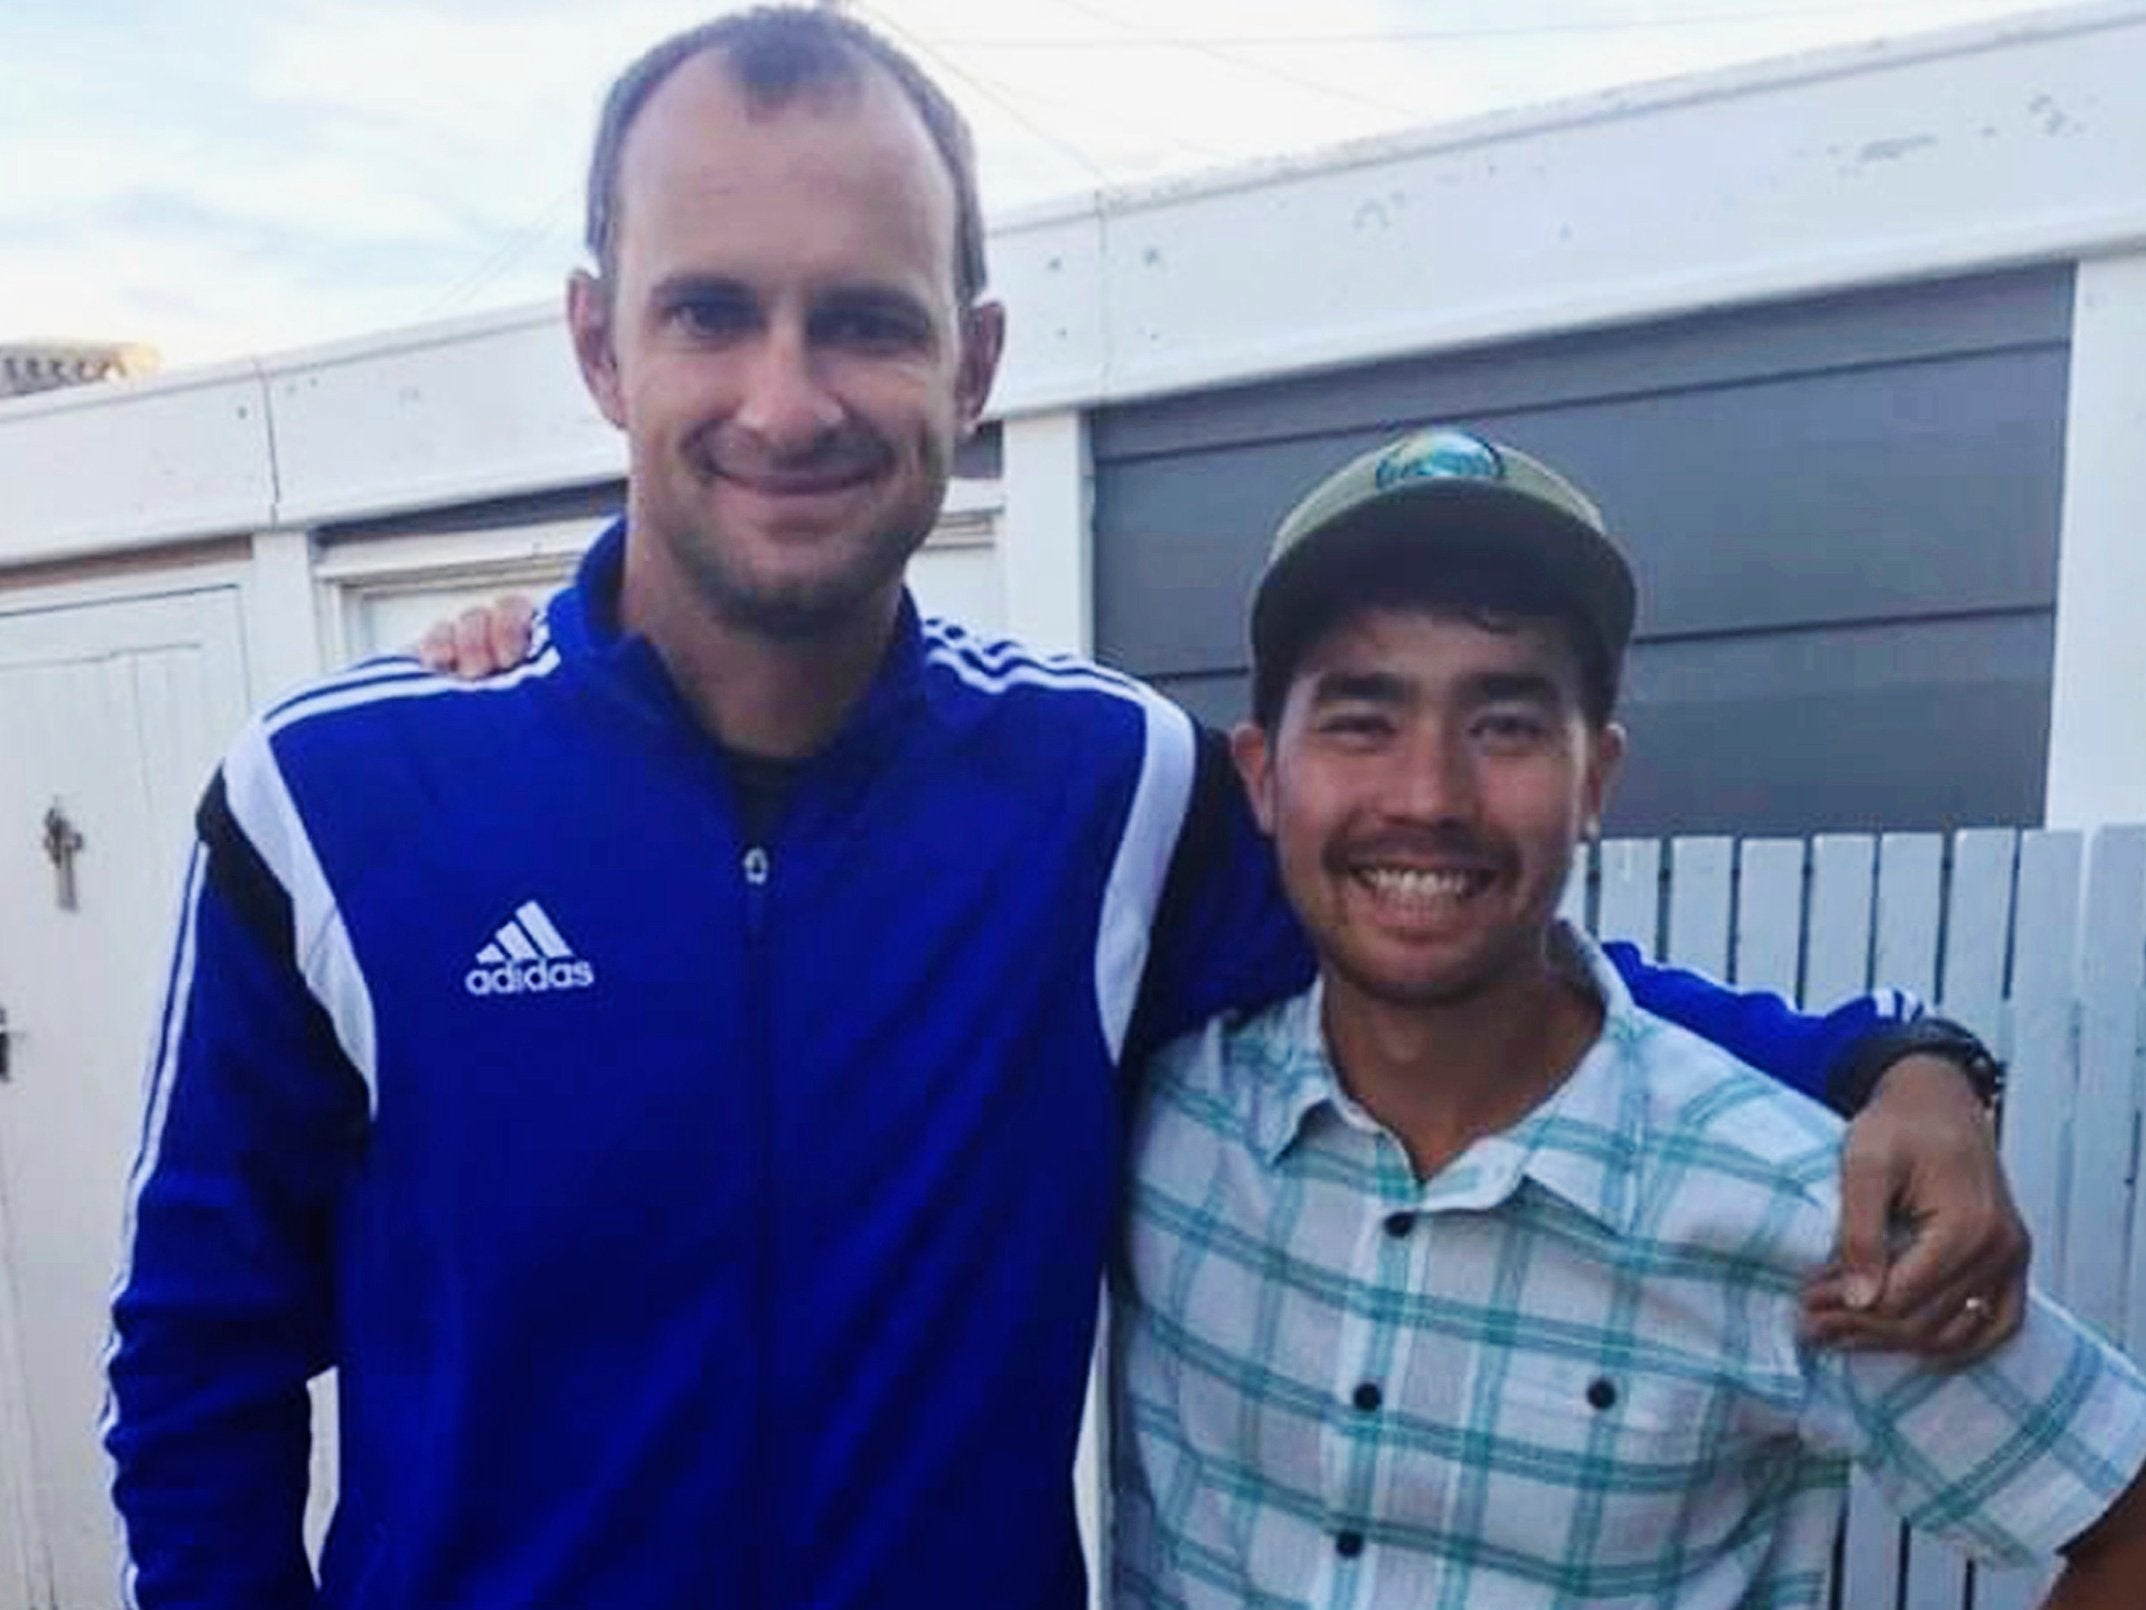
xmin=726 ymin=747 xmax=806 ymax=845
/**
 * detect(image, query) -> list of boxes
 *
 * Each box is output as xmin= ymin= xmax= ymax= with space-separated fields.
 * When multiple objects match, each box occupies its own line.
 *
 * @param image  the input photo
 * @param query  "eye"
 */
xmin=813 ymin=302 xmax=929 ymax=352
xmin=1316 ymin=710 xmax=1394 ymax=742
xmin=1472 ymin=710 xmax=1551 ymax=747
xmin=667 ymin=292 xmax=755 ymax=341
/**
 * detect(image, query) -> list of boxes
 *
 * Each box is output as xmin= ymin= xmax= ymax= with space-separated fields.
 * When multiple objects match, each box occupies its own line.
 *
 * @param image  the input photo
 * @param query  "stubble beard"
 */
xmin=653 ymin=433 xmax=950 ymax=642
xmin=668 ymin=516 xmax=928 ymax=642
xmin=1319 ymin=857 xmax=1572 ymax=1016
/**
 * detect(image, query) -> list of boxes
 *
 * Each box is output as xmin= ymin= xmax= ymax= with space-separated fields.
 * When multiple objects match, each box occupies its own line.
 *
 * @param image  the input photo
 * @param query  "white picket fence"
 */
xmin=1559 ymin=826 xmax=2146 ymax=1610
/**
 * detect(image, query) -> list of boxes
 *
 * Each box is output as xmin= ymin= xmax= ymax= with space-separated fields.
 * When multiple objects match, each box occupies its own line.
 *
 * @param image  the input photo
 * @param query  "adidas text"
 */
xmin=465 ymin=959 xmax=597 ymax=997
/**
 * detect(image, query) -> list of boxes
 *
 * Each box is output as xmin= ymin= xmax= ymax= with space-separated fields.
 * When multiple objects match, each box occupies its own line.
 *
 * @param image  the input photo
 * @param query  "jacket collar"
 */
xmin=548 ymin=518 xmax=930 ymax=773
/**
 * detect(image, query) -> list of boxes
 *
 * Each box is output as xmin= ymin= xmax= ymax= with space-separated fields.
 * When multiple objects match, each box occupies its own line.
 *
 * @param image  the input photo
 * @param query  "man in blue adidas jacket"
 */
xmin=105 ymin=11 xmax=2023 ymax=1608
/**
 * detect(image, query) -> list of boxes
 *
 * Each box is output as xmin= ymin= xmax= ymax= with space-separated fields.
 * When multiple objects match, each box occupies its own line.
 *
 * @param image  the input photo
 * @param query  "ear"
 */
xmin=1228 ymin=721 xmax=1279 ymax=837
xmin=568 ymin=269 xmax=627 ymax=430
xmin=1582 ymin=721 xmax=1626 ymax=837
xmin=954 ymin=299 xmax=1006 ymax=433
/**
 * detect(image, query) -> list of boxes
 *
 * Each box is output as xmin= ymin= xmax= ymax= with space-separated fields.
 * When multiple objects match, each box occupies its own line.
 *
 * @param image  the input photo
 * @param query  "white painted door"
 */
xmin=0 ymin=589 xmax=248 ymax=1609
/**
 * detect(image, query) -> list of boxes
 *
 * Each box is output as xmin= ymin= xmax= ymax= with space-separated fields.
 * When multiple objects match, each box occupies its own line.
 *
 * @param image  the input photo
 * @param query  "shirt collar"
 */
xmin=1248 ymin=923 xmax=1652 ymax=1236
xmin=1245 ymin=982 xmax=1346 ymax=1167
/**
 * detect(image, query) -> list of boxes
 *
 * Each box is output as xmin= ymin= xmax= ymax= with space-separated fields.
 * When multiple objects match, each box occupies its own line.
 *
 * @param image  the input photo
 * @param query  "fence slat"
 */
xmin=1733 ymin=840 xmax=1805 ymax=996
xmin=1941 ymin=830 xmax=2018 ymax=1023
xmin=1876 ymin=836 xmax=1965 ymax=1610
xmin=1987 ymin=832 xmax=2084 ymax=1608
xmin=1804 ymin=836 xmax=1900 ymax=1610
xmin=1978 ymin=831 xmax=2089 ymax=1610
xmin=1665 ymin=837 xmax=1732 ymax=976
xmin=1803 ymin=837 xmax=1875 ymax=1005
xmin=1874 ymin=834 xmax=1944 ymax=1004
xmin=1936 ymin=832 xmax=2027 ymax=1610
xmin=1596 ymin=839 xmax=1661 ymax=958
xmin=2005 ymin=833 xmax=2086 ymax=1283
xmin=2062 ymin=828 xmax=2146 ymax=1337
xmin=2092 ymin=830 xmax=2146 ymax=1357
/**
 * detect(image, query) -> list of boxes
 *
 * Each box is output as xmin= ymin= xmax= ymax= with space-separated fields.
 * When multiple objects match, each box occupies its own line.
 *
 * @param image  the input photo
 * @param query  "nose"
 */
xmin=1385 ymin=720 xmax=1476 ymax=826
xmin=733 ymin=321 xmax=844 ymax=456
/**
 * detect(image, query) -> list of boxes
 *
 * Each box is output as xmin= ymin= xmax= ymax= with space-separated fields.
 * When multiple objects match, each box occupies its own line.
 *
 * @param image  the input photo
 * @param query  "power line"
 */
xmin=856 ymin=2 xmax=1119 ymax=184
xmin=420 ymin=182 xmax=577 ymax=321
xmin=1036 ymin=0 xmax=1421 ymax=120
xmin=970 ymin=76 xmax=1237 ymax=165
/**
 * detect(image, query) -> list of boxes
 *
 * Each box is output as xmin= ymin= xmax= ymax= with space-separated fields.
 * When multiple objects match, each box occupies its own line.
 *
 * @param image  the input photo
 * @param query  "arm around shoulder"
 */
xmin=1608 ymin=943 xmax=2025 ymax=1358
xmin=1123 ymin=722 xmax=1312 ymax=1061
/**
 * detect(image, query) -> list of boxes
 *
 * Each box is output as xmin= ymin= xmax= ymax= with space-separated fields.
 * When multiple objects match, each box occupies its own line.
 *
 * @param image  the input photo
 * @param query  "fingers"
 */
xmin=411 ymin=601 xmax=534 ymax=680
xmin=416 ymin=619 xmax=459 ymax=673
xmin=487 ymin=595 xmax=536 ymax=672
xmin=1801 ymin=1276 xmax=2024 ymax=1362
xmin=452 ymin=608 xmax=497 ymax=678
xmin=1856 ymin=1133 xmax=2028 ymax=1330
xmin=1934 ymin=1281 xmax=2026 ymax=1363
xmin=1801 ymin=1219 xmax=2030 ymax=1362
xmin=1820 ymin=1047 xmax=2029 ymax=1362
xmin=1830 ymin=1129 xmax=1894 ymax=1313
xmin=1871 ymin=1203 xmax=2027 ymax=1331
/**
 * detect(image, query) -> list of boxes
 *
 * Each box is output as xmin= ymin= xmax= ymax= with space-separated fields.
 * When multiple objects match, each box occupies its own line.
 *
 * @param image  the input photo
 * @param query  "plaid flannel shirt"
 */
xmin=1112 ymin=925 xmax=2146 ymax=1608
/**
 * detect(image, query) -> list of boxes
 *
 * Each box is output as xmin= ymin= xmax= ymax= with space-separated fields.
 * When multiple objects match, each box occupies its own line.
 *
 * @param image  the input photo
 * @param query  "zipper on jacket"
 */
xmin=740 ymin=836 xmax=775 ymax=1610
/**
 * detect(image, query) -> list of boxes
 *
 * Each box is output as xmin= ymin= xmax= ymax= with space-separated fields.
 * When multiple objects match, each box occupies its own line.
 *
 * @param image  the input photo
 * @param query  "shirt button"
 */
xmin=1335 ymin=1529 xmax=1365 ymax=1559
xmin=1382 ymin=1211 xmax=1416 ymax=1238
xmin=1352 ymin=1382 xmax=1383 ymax=1412
xmin=1587 ymin=1377 xmax=1619 ymax=1411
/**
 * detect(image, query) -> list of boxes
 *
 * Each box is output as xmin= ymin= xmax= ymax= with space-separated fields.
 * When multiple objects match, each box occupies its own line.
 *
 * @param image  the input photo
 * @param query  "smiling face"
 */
xmin=569 ymin=50 xmax=1003 ymax=639
xmin=1233 ymin=606 xmax=1624 ymax=1012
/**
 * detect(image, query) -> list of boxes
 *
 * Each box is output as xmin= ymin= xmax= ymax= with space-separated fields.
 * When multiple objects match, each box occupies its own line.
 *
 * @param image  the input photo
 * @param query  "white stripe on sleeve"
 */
xmin=222 ymin=719 xmax=379 ymax=1114
xmin=1094 ymin=693 xmax=1197 ymax=1063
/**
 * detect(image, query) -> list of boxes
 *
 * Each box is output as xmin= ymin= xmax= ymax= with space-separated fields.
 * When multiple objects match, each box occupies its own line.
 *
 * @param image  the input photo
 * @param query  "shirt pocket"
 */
xmin=1459 ymin=1351 xmax=1734 ymax=1581
xmin=1494 ymin=1351 xmax=1716 ymax=1436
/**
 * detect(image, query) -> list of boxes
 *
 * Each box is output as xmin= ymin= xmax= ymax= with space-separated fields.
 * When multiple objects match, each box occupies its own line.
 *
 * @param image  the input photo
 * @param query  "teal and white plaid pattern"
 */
xmin=1112 ymin=927 xmax=2146 ymax=1607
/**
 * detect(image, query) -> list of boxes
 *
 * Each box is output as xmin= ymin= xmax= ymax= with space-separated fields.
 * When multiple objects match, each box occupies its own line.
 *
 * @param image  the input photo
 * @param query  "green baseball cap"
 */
xmin=1250 ymin=426 xmax=1637 ymax=693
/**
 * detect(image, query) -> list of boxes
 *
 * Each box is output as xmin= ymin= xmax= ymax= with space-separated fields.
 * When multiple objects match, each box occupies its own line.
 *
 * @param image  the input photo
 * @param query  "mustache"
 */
xmin=697 ymin=426 xmax=892 ymax=482
xmin=1325 ymin=823 xmax=1515 ymax=874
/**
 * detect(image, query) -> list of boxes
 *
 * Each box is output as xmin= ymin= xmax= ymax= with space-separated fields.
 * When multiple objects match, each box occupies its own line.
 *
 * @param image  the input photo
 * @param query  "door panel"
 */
xmin=0 ymin=590 xmax=247 ymax=1607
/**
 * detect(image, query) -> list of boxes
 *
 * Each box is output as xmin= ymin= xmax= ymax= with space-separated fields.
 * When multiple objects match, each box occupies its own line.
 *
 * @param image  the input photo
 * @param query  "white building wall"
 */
xmin=999 ymin=411 xmax=1092 ymax=656
xmin=2046 ymin=249 xmax=2146 ymax=828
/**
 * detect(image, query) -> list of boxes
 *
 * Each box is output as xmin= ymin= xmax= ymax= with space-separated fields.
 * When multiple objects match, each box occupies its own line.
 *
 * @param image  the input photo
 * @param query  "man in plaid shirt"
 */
xmin=1112 ymin=427 xmax=2146 ymax=1607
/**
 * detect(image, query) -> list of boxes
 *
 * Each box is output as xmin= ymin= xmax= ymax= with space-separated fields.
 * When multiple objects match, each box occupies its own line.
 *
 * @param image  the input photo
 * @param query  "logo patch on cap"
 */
xmin=1372 ymin=429 xmax=1504 ymax=492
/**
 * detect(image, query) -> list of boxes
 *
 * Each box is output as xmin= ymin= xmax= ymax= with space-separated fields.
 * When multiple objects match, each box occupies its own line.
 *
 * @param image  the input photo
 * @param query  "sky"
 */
xmin=0 ymin=0 xmax=2070 ymax=371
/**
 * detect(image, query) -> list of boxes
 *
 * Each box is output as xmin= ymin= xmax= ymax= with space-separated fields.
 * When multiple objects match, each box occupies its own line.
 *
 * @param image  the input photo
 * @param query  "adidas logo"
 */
xmin=464 ymin=900 xmax=597 ymax=998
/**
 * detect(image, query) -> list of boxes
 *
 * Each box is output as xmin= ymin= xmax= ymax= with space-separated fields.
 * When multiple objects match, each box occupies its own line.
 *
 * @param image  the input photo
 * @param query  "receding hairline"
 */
xmin=611 ymin=48 xmax=960 ymax=271
xmin=588 ymin=19 xmax=983 ymax=304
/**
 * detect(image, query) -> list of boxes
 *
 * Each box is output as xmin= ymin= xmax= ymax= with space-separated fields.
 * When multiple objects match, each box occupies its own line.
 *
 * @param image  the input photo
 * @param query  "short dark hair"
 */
xmin=584 ymin=7 xmax=987 ymax=304
xmin=1249 ymin=546 xmax=1622 ymax=730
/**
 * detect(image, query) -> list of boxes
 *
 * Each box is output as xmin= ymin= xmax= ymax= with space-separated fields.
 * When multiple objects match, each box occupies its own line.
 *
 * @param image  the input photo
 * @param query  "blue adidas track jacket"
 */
xmin=104 ymin=524 xmax=1911 ymax=1608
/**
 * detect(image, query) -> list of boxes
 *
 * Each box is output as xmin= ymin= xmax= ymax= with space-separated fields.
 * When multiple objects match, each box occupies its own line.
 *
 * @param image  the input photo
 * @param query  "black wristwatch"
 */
xmin=1826 ymin=1016 xmax=2005 ymax=1120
